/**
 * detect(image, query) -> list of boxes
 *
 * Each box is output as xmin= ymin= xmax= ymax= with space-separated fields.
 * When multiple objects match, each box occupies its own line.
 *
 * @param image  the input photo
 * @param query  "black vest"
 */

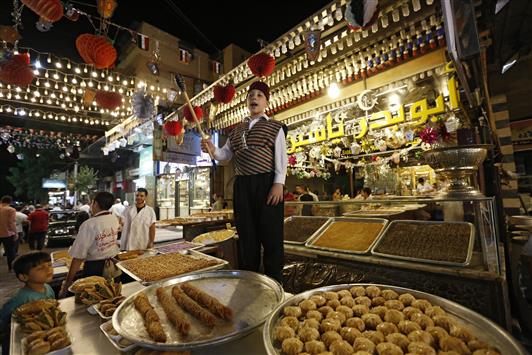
xmin=229 ymin=118 xmax=283 ymax=176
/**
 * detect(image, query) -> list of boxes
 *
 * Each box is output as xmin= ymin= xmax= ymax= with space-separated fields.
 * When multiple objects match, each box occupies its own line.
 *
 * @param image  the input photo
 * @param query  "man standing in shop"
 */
xmin=110 ymin=198 xmax=126 ymax=220
xmin=0 ymin=196 xmax=17 ymax=271
xmin=27 ymin=204 xmax=49 ymax=251
xmin=201 ymin=81 xmax=287 ymax=283
xmin=120 ymin=188 xmax=156 ymax=251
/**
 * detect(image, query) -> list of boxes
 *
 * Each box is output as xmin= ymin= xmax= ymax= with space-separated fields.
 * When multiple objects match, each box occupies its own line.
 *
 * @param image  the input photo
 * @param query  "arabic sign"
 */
xmin=153 ymin=125 xmax=201 ymax=164
xmin=287 ymin=75 xmax=460 ymax=154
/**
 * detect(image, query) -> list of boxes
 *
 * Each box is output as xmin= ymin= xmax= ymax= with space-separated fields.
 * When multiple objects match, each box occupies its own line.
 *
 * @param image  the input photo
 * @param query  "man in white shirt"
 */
xmin=416 ymin=177 xmax=434 ymax=195
xmin=79 ymin=199 xmax=91 ymax=214
xmin=14 ymin=207 xmax=28 ymax=253
xmin=60 ymin=191 xmax=119 ymax=296
xmin=120 ymin=188 xmax=156 ymax=251
xmin=109 ymin=198 xmax=126 ymax=219
xmin=305 ymin=186 xmax=319 ymax=202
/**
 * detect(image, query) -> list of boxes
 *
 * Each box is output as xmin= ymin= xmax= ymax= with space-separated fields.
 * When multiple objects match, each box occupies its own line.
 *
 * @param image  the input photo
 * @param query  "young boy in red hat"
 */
xmin=202 ymin=81 xmax=287 ymax=283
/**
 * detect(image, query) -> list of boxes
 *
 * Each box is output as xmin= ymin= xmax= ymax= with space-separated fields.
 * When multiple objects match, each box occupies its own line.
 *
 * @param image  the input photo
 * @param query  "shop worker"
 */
xmin=120 ymin=188 xmax=156 ymax=251
xmin=60 ymin=191 xmax=119 ymax=296
xmin=202 ymin=81 xmax=287 ymax=283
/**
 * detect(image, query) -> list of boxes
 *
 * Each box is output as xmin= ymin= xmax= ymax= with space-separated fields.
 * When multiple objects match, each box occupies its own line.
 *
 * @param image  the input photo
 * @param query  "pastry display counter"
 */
xmin=282 ymin=197 xmax=510 ymax=328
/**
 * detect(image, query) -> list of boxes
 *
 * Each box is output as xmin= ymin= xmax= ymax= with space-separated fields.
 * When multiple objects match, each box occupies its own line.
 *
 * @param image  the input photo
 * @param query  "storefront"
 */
xmin=153 ymin=128 xmax=215 ymax=217
xmin=176 ymin=0 xmax=510 ymax=331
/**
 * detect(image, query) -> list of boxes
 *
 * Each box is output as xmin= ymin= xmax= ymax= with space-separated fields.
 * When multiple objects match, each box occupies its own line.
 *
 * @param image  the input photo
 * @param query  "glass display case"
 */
xmin=177 ymin=179 xmax=190 ymax=217
xmin=283 ymin=196 xmax=508 ymax=328
xmin=156 ymin=175 xmax=175 ymax=220
xmin=189 ymin=167 xmax=211 ymax=213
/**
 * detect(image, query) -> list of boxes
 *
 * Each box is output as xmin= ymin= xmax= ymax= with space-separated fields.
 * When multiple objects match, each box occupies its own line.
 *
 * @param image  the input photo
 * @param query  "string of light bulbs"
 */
xmin=0 ymin=83 xmax=131 ymax=116
xmin=17 ymin=47 xmax=175 ymax=98
xmin=213 ymin=15 xmax=441 ymax=129
xmin=0 ymin=104 xmax=110 ymax=126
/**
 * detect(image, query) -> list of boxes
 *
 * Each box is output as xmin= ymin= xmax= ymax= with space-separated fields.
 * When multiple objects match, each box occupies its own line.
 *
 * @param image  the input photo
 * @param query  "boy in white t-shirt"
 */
xmin=59 ymin=192 xmax=119 ymax=297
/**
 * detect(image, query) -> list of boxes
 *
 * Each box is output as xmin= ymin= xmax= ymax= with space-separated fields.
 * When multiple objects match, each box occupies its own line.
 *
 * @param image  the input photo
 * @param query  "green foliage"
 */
xmin=70 ymin=165 xmax=98 ymax=194
xmin=6 ymin=149 xmax=56 ymax=202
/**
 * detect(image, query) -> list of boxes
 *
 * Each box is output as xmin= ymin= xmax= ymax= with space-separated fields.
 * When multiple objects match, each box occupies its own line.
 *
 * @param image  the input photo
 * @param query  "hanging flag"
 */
xmin=179 ymin=48 xmax=191 ymax=63
xmin=211 ymin=61 xmax=222 ymax=74
xmin=137 ymin=34 xmax=150 ymax=51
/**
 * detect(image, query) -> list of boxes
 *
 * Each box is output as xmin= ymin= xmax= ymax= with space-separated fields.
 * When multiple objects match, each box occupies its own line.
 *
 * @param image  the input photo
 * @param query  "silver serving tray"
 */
xmin=100 ymin=320 xmax=139 ymax=353
xmin=283 ymin=216 xmax=332 ymax=245
xmin=510 ymin=215 xmax=532 ymax=226
xmin=305 ymin=217 xmax=388 ymax=255
xmin=343 ymin=209 xmax=406 ymax=217
xmin=116 ymin=250 xmax=228 ymax=285
xmin=112 ymin=270 xmax=284 ymax=351
xmin=371 ymin=220 xmax=475 ymax=267
xmin=263 ymin=283 xmax=527 ymax=355
xmin=155 ymin=241 xmax=203 ymax=254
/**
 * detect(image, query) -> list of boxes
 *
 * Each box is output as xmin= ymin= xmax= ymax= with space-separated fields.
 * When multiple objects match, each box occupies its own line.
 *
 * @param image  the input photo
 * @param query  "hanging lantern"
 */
xmin=183 ymin=105 xmax=203 ymax=123
xmin=164 ymin=120 xmax=184 ymax=136
xmin=97 ymin=0 xmax=118 ymax=19
xmin=0 ymin=54 xmax=35 ymax=87
xmin=213 ymin=84 xmax=236 ymax=104
xmin=247 ymin=53 xmax=276 ymax=78
xmin=75 ymin=34 xmax=94 ymax=64
xmin=95 ymin=90 xmax=122 ymax=110
xmin=21 ymin=0 xmax=64 ymax=22
xmin=89 ymin=36 xmax=117 ymax=69
xmin=345 ymin=0 xmax=380 ymax=31
xmin=75 ymin=34 xmax=117 ymax=69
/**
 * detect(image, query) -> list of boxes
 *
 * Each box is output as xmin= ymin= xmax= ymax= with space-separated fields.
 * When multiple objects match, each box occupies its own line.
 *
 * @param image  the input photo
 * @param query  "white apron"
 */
xmin=120 ymin=205 xmax=155 ymax=250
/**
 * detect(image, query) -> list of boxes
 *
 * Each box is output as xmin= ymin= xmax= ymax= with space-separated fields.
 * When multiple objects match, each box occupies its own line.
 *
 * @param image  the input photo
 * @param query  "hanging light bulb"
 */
xmin=327 ymin=82 xmax=340 ymax=99
xmin=335 ymin=7 xmax=343 ymax=21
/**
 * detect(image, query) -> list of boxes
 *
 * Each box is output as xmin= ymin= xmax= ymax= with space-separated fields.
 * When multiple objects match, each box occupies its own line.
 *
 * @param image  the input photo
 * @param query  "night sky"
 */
xmin=2 ymin=1 xmax=332 ymax=59
xmin=0 ymin=0 xmax=332 ymax=197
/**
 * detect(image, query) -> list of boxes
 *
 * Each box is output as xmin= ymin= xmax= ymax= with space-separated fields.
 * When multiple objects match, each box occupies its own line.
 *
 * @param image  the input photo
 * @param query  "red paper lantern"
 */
xmin=183 ymin=105 xmax=203 ymax=123
xmin=0 ymin=55 xmax=34 ymax=87
xmin=95 ymin=91 xmax=122 ymax=110
xmin=75 ymin=34 xmax=117 ymax=69
xmin=164 ymin=120 xmax=183 ymax=136
xmin=21 ymin=0 xmax=64 ymax=22
xmin=247 ymin=53 xmax=275 ymax=78
xmin=213 ymin=84 xmax=236 ymax=104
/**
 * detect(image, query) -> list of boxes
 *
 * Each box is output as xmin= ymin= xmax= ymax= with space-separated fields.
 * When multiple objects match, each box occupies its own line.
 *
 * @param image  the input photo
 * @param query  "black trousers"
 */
xmin=83 ymin=259 xmax=106 ymax=277
xmin=0 ymin=236 xmax=16 ymax=270
xmin=28 ymin=231 xmax=46 ymax=250
xmin=233 ymin=173 xmax=284 ymax=283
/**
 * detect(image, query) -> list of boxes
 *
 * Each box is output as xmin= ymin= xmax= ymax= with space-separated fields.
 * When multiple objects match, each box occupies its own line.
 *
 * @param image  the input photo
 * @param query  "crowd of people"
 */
xmin=0 ymin=188 xmax=161 ymax=353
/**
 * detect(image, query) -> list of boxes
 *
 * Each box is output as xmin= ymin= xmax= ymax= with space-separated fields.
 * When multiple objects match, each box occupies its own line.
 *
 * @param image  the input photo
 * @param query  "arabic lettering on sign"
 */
xmin=287 ymin=74 xmax=460 ymax=154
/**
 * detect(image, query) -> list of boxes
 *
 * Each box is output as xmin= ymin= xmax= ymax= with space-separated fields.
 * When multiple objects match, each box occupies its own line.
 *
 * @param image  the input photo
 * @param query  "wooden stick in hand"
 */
xmin=174 ymin=74 xmax=216 ymax=160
